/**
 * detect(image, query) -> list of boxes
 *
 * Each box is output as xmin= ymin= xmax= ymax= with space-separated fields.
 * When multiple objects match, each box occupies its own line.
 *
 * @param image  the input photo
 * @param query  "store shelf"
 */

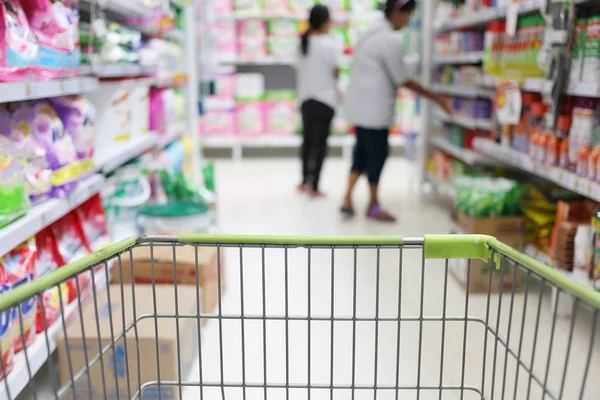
xmin=95 ymin=135 xmax=155 ymax=174
xmin=204 ymin=98 xmax=235 ymax=110
xmin=164 ymin=29 xmax=185 ymax=43
xmin=436 ymin=110 xmax=493 ymax=131
xmin=524 ymin=244 xmax=595 ymax=289
xmin=431 ymin=136 xmax=500 ymax=166
xmin=433 ymin=52 xmax=484 ymax=65
xmin=567 ymin=81 xmax=600 ymax=98
xmin=427 ymin=172 xmax=456 ymax=200
xmin=216 ymin=10 xmax=382 ymax=22
xmin=0 ymin=174 xmax=105 ymax=258
xmin=433 ymin=84 xmax=494 ymax=99
xmin=81 ymin=0 xmax=153 ymax=19
xmin=154 ymin=74 xmax=188 ymax=88
xmin=435 ymin=2 xmax=542 ymax=33
xmin=0 ymin=77 xmax=99 ymax=103
xmin=473 ymin=138 xmax=600 ymax=202
xmin=223 ymin=57 xmax=295 ymax=66
xmin=156 ymin=123 xmax=186 ymax=149
xmin=94 ymin=64 xmax=154 ymax=78
xmin=0 ymin=265 xmax=110 ymax=400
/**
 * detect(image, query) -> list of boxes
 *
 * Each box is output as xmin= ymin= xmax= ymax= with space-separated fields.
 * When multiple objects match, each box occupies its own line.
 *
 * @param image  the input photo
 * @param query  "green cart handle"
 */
xmin=0 ymin=234 xmax=598 ymax=311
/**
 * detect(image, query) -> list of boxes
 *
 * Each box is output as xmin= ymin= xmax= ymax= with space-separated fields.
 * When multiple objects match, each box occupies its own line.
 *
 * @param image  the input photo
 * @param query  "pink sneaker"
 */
xmin=297 ymin=184 xmax=309 ymax=193
xmin=309 ymin=190 xmax=326 ymax=198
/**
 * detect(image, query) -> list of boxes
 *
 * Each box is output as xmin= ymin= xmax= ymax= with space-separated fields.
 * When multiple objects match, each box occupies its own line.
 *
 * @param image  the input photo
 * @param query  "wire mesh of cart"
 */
xmin=0 ymin=234 xmax=599 ymax=400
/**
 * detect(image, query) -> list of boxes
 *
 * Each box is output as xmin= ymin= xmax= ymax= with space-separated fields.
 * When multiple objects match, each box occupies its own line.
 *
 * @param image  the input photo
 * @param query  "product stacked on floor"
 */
xmin=0 ymin=0 xmax=211 ymax=396
xmin=199 ymin=0 xmax=421 ymax=154
xmin=428 ymin=0 xmax=600 ymax=293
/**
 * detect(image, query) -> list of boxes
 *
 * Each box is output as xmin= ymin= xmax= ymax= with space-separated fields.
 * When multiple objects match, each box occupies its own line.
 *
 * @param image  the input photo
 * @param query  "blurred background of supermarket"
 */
xmin=0 ymin=0 xmax=600 ymax=399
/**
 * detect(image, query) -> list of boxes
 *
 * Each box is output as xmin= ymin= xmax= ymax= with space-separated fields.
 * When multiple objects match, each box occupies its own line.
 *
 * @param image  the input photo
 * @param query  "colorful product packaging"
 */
xmin=263 ymin=0 xmax=289 ymax=15
xmin=200 ymin=110 xmax=235 ymax=137
xmin=264 ymin=91 xmax=297 ymax=136
xmin=0 ymin=0 xmax=39 ymax=82
xmin=319 ymin=0 xmax=347 ymax=13
xmin=267 ymin=36 xmax=297 ymax=58
xmin=1 ymin=238 xmax=37 ymax=352
xmin=31 ymin=101 xmax=80 ymax=197
xmin=51 ymin=96 xmax=97 ymax=176
xmin=267 ymin=20 xmax=299 ymax=37
xmin=21 ymin=0 xmax=76 ymax=79
xmin=235 ymin=100 xmax=265 ymax=136
xmin=289 ymin=0 xmax=315 ymax=15
xmin=0 ymin=104 xmax=52 ymax=203
xmin=0 ymin=138 xmax=31 ymax=228
xmin=73 ymin=194 xmax=111 ymax=252
xmin=234 ymin=0 xmax=262 ymax=14
xmin=0 ymin=275 xmax=13 ymax=380
xmin=34 ymin=227 xmax=68 ymax=333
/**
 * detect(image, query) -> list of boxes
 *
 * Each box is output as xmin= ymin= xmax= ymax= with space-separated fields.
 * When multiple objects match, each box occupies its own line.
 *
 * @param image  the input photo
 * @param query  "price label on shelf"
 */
xmin=506 ymin=3 xmax=520 ymax=36
xmin=561 ymin=172 xmax=577 ymax=190
xmin=591 ymin=184 xmax=600 ymax=201
xmin=547 ymin=167 xmax=561 ymax=182
xmin=576 ymin=178 xmax=590 ymax=196
xmin=25 ymin=81 xmax=38 ymax=98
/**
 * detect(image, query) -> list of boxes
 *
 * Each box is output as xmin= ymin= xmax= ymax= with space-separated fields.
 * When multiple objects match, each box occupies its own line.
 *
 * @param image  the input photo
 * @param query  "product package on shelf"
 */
xmin=21 ymin=0 xmax=79 ymax=79
xmin=263 ymin=91 xmax=297 ymax=136
xmin=0 ymin=140 xmax=31 ymax=228
xmin=0 ymin=0 xmax=39 ymax=82
xmin=30 ymin=100 xmax=81 ymax=197
xmin=73 ymin=194 xmax=111 ymax=252
xmin=34 ymin=227 xmax=68 ymax=333
xmin=1 ymin=238 xmax=37 ymax=352
xmin=0 ymin=104 xmax=52 ymax=203
xmin=235 ymin=99 xmax=265 ymax=136
xmin=200 ymin=109 xmax=235 ymax=137
xmin=50 ymin=96 xmax=98 ymax=176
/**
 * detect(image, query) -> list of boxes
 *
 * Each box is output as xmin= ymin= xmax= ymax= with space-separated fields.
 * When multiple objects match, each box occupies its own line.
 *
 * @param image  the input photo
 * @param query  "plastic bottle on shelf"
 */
xmin=526 ymin=102 xmax=545 ymax=157
xmin=571 ymin=18 xmax=588 ymax=83
xmin=577 ymin=145 xmax=590 ymax=177
xmin=484 ymin=21 xmax=504 ymax=76
xmin=582 ymin=16 xmax=600 ymax=83
xmin=557 ymin=116 xmax=573 ymax=170
xmin=569 ymin=97 xmax=595 ymax=170
xmin=588 ymin=145 xmax=600 ymax=181
xmin=546 ymin=132 xmax=559 ymax=166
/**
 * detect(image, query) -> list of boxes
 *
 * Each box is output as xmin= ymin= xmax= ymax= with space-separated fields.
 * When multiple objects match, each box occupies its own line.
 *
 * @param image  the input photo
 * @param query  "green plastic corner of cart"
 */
xmin=423 ymin=234 xmax=493 ymax=262
xmin=0 ymin=237 xmax=137 ymax=312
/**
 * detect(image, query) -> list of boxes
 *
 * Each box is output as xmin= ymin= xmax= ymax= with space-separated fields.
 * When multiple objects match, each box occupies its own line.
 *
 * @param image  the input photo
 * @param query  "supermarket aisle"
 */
xmin=181 ymin=158 xmax=599 ymax=400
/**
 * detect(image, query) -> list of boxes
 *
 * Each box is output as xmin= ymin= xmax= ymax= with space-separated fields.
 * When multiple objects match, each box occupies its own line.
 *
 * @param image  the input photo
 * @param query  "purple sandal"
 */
xmin=367 ymin=205 xmax=396 ymax=222
xmin=340 ymin=206 xmax=355 ymax=217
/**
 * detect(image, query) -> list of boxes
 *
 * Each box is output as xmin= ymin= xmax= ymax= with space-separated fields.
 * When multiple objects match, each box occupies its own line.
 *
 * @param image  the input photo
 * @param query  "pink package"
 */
xmin=212 ymin=0 xmax=233 ymax=15
xmin=21 ymin=0 xmax=75 ymax=80
xmin=214 ymin=22 xmax=236 ymax=61
xmin=0 ymin=105 xmax=52 ymax=202
xmin=31 ymin=101 xmax=80 ymax=197
xmin=264 ymin=101 xmax=296 ymax=136
xmin=214 ymin=73 xmax=235 ymax=101
xmin=200 ymin=110 xmax=235 ymax=137
xmin=149 ymin=89 xmax=166 ymax=134
xmin=237 ymin=20 xmax=266 ymax=40
xmin=0 ymin=0 xmax=39 ymax=82
xmin=235 ymin=101 xmax=265 ymax=136
xmin=237 ymin=39 xmax=267 ymax=61
xmin=263 ymin=0 xmax=289 ymax=15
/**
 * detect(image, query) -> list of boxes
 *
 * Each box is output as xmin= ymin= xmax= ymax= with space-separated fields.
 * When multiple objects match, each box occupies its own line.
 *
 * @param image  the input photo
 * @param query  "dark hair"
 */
xmin=301 ymin=5 xmax=331 ymax=56
xmin=385 ymin=0 xmax=417 ymax=17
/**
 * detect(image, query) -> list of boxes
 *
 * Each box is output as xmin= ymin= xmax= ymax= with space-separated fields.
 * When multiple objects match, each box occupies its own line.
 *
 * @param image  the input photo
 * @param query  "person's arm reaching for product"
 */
xmin=403 ymin=80 xmax=453 ymax=116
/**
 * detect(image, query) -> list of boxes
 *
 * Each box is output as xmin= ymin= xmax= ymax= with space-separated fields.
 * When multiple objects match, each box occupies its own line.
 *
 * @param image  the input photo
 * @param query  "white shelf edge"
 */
xmin=433 ymin=52 xmax=484 ymax=65
xmin=473 ymin=138 xmax=600 ymax=202
xmin=0 ymin=174 xmax=105 ymax=258
xmin=0 ymin=77 xmax=99 ymax=103
xmin=156 ymin=123 xmax=187 ymax=149
xmin=0 ymin=264 xmax=110 ymax=400
xmin=436 ymin=110 xmax=492 ymax=131
xmin=432 ymin=84 xmax=493 ymax=99
xmin=95 ymin=135 xmax=155 ymax=174
xmin=430 ymin=136 xmax=499 ymax=166
xmin=215 ymin=10 xmax=382 ymax=22
xmin=524 ymin=244 xmax=596 ymax=290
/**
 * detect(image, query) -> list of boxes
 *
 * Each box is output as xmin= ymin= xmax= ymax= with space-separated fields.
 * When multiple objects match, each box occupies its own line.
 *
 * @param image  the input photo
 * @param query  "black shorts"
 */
xmin=351 ymin=127 xmax=389 ymax=184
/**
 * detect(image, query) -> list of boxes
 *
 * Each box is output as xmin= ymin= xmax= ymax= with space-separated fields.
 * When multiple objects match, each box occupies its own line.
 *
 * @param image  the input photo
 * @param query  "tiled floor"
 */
xmin=180 ymin=158 xmax=599 ymax=400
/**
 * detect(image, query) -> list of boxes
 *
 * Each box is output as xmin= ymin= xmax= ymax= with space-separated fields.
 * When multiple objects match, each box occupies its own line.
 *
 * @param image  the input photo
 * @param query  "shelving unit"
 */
xmin=435 ymin=110 xmax=493 ymax=131
xmin=474 ymin=138 xmax=600 ymax=201
xmin=432 ymin=83 xmax=494 ymax=99
xmin=0 ymin=1 xmax=200 ymax=397
xmin=433 ymin=51 xmax=484 ymax=65
xmin=0 ymin=174 xmax=105 ymax=258
xmin=430 ymin=136 xmax=500 ymax=167
xmin=427 ymin=172 xmax=456 ymax=200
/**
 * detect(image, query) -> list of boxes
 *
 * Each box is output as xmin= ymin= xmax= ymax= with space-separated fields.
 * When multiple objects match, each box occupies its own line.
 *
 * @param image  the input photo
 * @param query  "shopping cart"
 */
xmin=0 ymin=234 xmax=598 ymax=400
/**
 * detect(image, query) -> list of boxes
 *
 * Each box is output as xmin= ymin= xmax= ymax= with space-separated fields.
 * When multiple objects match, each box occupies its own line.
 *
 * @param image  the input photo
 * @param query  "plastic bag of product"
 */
xmin=0 ymin=0 xmax=39 ymax=82
xmin=31 ymin=101 xmax=80 ymax=197
xmin=51 ymin=96 xmax=97 ymax=176
xmin=0 ymin=137 xmax=31 ymax=228
xmin=454 ymin=176 xmax=523 ymax=217
xmin=1 ymin=104 xmax=52 ymax=203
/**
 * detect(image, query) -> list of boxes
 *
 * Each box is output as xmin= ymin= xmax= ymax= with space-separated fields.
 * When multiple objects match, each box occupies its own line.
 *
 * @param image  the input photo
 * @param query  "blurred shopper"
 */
xmin=296 ymin=4 xmax=342 ymax=198
xmin=341 ymin=0 xmax=452 ymax=222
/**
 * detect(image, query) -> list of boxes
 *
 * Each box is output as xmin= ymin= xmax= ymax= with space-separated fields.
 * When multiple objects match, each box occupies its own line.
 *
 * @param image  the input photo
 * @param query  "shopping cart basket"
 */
xmin=0 ymin=234 xmax=598 ymax=400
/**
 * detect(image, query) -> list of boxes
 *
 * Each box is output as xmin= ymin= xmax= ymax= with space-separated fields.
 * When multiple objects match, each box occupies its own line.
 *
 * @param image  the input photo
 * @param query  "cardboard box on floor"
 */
xmin=57 ymin=285 xmax=198 ymax=400
xmin=112 ymin=242 xmax=225 ymax=319
xmin=450 ymin=213 xmax=526 ymax=294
